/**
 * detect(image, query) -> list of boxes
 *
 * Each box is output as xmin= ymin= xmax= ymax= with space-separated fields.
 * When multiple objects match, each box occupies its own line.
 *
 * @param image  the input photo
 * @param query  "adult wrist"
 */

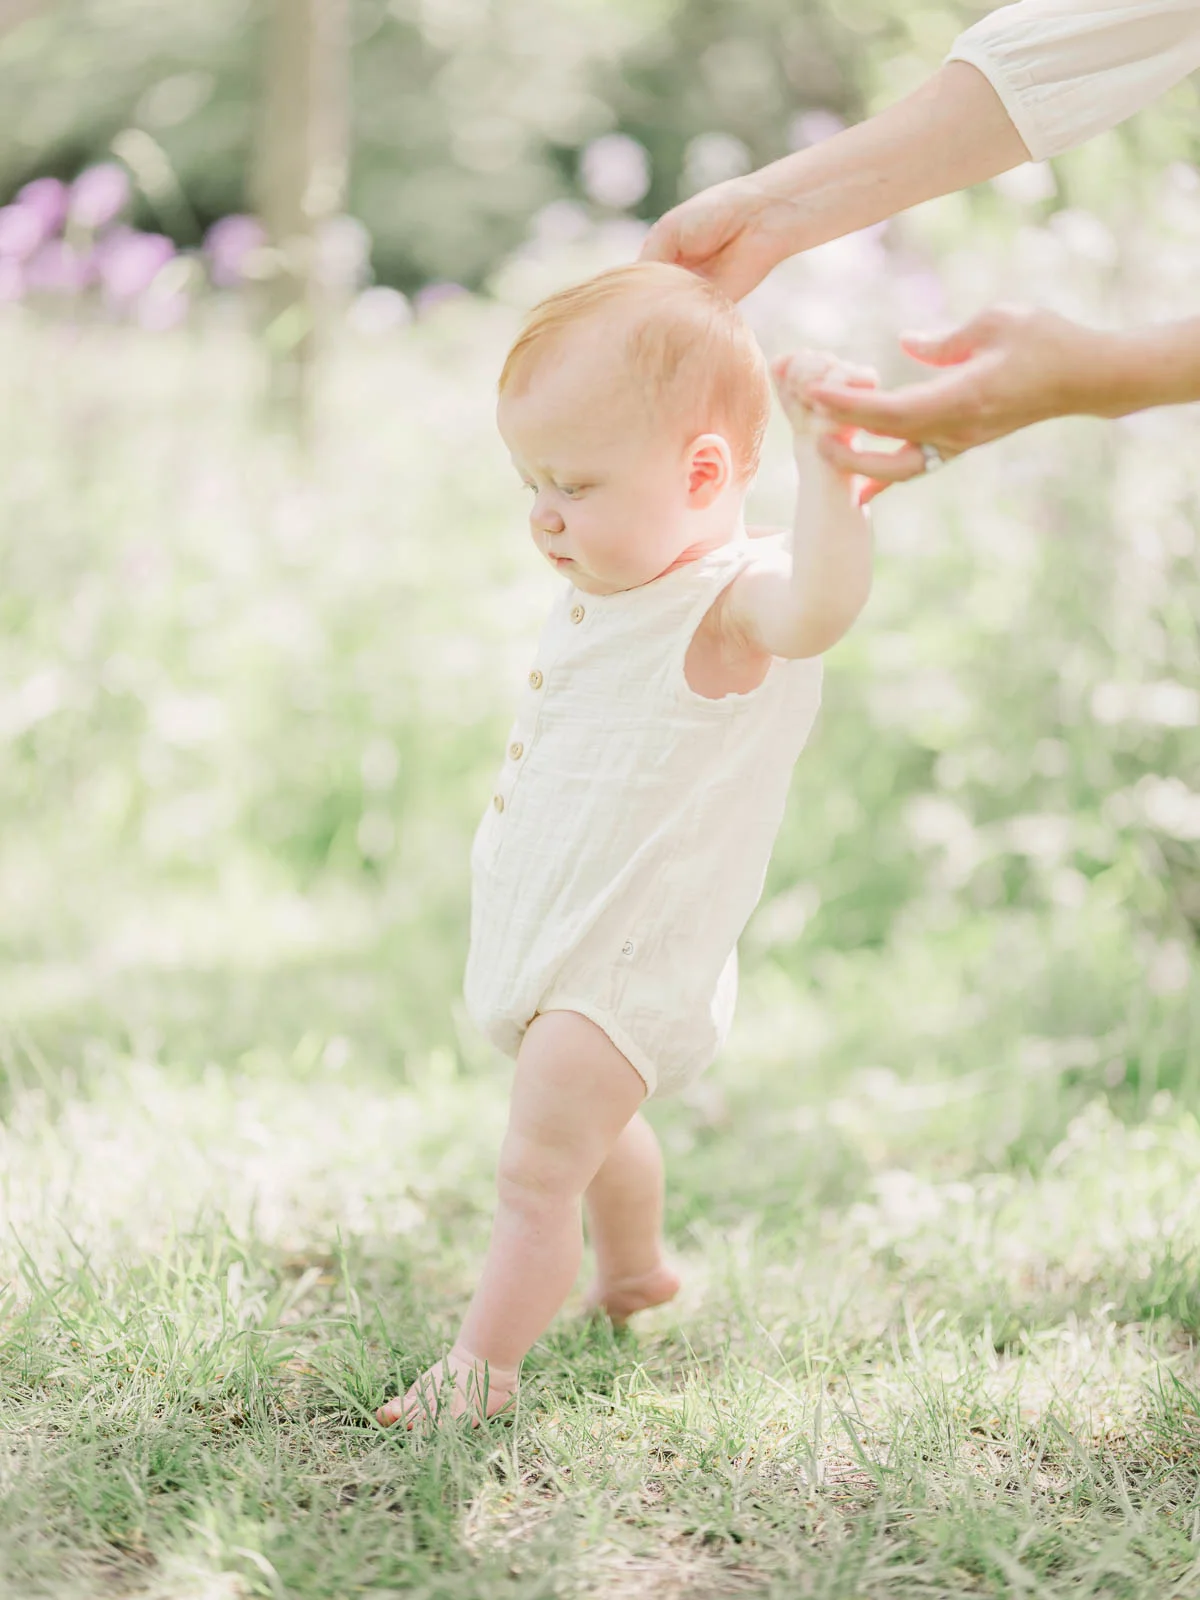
xmin=1033 ymin=314 xmax=1198 ymax=423
xmin=754 ymin=150 xmax=879 ymax=260
xmin=735 ymin=163 xmax=816 ymax=268
xmin=1074 ymin=325 xmax=1151 ymax=419
xmin=1089 ymin=324 xmax=1200 ymax=419
xmin=1037 ymin=314 xmax=1133 ymax=421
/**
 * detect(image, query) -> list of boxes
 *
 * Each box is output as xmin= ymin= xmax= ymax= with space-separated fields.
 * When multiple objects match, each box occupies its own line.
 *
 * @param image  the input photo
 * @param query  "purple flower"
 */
xmin=25 ymin=239 xmax=95 ymax=294
xmin=414 ymin=281 xmax=468 ymax=317
xmin=580 ymin=134 xmax=651 ymax=210
xmin=0 ymin=204 xmax=42 ymax=261
xmin=681 ymin=132 xmax=750 ymax=196
xmin=203 ymin=213 xmax=267 ymax=287
xmin=95 ymin=227 xmax=176 ymax=302
xmin=532 ymin=200 xmax=590 ymax=246
xmin=17 ymin=177 xmax=69 ymax=237
xmin=347 ymin=286 xmax=411 ymax=335
xmin=69 ymin=164 xmax=131 ymax=231
xmin=138 ymin=288 xmax=189 ymax=332
xmin=895 ymin=269 xmax=948 ymax=327
xmin=788 ymin=111 xmax=846 ymax=151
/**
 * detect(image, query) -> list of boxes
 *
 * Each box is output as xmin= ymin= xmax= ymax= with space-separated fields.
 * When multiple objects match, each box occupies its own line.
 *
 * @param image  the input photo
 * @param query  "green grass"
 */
xmin=7 ymin=1035 xmax=1200 ymax=1598
xmin=3 ymin=186 xmax=1200 ymax=1596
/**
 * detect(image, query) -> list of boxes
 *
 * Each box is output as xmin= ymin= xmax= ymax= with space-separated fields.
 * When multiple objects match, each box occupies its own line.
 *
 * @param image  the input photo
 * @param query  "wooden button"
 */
xmin=528 ymin=669 xmax=543 ymax=690
xmin=493 ymin=794 xmax=504 ymax=813
xmin=508 ymin=741 xmax=524 ymax=761
xmin=570 ymin=604 xmax=585 ymax=624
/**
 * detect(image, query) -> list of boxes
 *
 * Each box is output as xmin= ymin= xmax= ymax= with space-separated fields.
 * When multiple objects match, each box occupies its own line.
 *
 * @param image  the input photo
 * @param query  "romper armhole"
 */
xmin=670 ymin=539 xmax=782 ymax=709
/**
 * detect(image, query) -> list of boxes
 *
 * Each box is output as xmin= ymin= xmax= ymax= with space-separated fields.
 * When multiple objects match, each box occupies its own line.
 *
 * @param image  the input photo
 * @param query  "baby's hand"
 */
xmin=771 ymin=349 xmax=878 ymax=443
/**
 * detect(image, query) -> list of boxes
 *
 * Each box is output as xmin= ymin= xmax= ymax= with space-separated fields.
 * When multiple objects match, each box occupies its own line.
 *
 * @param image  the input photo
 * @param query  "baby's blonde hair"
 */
xmin=498 ymin=262 xmax=771 ymax=483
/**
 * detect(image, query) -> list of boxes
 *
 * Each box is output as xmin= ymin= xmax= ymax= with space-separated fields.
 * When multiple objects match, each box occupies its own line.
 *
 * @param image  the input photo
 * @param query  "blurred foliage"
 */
xmin=0 ymin=0 xmax=985 ymax=291
xmin=1 ymin=15 xmax=1200 ymax=1592
xmin=2 ymin=113 xmax=1200 ymax=1158
xmin=2 ymin=1 xmax=1197 ymax=291
xmin=0 ymin=1 xmax=1198 ymax=1159
xmin=0 ymin=0 xmax=256 ymax=242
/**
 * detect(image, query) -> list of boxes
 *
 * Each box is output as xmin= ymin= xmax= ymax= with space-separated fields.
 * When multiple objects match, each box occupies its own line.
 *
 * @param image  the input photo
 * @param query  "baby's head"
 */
xmin=497 ymin=262 xmax=770 ymax=595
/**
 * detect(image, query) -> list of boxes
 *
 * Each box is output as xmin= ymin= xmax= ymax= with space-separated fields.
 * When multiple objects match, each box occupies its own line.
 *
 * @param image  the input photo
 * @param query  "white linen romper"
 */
xmin=464 ymin=530 xmax=823 ymax=1097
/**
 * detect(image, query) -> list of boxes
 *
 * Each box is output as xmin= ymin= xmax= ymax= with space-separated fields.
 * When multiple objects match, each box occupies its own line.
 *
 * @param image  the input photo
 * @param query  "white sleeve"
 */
xmin=947 ymin=0 xmax=1200 ymax=161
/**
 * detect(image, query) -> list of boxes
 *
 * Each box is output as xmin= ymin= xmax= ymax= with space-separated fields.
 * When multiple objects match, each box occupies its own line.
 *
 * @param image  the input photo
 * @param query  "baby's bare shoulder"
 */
xmin=707 ymin=541 xmax=792 ymax=654
xmin=686 ymin=547 xmax=786 ymax=697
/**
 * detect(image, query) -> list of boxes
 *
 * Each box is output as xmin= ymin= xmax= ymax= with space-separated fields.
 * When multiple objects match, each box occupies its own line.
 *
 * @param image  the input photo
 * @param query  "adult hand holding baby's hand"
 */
xmin=805 ymin=306 xmax=1111 ymax=501
xmin=772 ymin=350 xmax=879 ymax=506
xmin=771 ymin=351 xmax=877 ymax=436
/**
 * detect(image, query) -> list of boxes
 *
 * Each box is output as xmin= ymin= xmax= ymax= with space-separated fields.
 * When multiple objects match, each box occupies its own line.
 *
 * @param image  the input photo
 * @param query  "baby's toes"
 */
xmin=376 ymin=1394 xmax=404 ymax=1427
xmin=376 ymin=1393 xmax=403 ymax=1427
xmin=377 ymin=1370 xmax=441 ymax=1429
xmin=377 ymin=1354 xmax=516 ymax=1430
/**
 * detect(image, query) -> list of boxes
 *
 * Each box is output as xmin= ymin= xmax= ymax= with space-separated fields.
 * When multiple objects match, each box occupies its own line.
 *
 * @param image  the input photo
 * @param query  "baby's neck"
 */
xmin=657 ymin=509 xmax=747 ymax=579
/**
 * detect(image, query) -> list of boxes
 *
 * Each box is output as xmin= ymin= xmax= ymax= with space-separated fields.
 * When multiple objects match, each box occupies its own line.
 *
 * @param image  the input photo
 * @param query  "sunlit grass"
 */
xmin=2 ymin=181 xmax=1200 ymax=1593
xmin=5 ymin=1037 xmax=1200 ymax=1596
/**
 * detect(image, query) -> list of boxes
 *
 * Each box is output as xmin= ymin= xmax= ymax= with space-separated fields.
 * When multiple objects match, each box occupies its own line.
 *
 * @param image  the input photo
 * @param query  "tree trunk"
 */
xmin=252 ymin=0 xmax=350 ymax=436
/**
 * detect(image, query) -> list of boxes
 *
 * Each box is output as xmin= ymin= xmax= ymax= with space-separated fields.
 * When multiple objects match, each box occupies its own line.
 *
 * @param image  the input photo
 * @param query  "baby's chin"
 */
xmin=546 ymin=538 xmax=682 ymax=596
xmin=558 ymin=564 xmax=644 ymax=597
xmin=561 ymin=566 xmax=624 ymax=596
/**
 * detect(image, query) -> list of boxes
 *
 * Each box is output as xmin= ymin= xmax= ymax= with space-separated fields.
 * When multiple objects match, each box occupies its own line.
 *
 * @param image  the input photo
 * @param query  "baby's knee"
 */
xmin=496 ymin=1131 xmax=583 ymax=1216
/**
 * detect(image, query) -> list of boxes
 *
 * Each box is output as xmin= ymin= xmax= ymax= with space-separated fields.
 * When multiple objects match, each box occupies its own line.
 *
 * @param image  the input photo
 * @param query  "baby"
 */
xmin=377 ymin=260 xmax=872 ymax=1428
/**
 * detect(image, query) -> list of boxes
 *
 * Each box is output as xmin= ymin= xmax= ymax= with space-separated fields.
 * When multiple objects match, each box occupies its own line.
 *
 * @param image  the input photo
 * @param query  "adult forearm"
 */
xmin=1090 ymin=318 xmax=1200 ymax=418
xmin=754 ymin=62 xmax=1030 ymax=257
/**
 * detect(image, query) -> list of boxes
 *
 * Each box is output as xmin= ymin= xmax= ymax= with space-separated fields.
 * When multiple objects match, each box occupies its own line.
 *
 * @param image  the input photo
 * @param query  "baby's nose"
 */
xmin=532 ymin=507 xmax=565 ymax=535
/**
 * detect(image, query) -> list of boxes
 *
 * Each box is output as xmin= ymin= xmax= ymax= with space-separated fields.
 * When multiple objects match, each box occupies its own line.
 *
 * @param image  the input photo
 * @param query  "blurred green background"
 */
xmin=5 ymin=0 xmax=1191 ymax=289
xmin=1 ymin=0 xmax=1197 ymax=1133
xmin=2 ymin=0 xmax=868 ymax=289
xmin=3 ymin=4 xmax=1200 ymax=1597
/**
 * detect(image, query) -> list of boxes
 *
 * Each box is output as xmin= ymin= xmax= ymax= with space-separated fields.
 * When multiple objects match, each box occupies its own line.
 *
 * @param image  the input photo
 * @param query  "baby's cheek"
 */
xmin=582 ymin=513 xmax=623 ymax=557
xmin=614 ymin=523 xmax=656 ymax=576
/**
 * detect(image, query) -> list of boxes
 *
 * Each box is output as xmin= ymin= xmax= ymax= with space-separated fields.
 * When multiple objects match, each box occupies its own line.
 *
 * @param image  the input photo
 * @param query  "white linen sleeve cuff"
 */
xmin=946 ymin=0 xmax=1200 ymax=163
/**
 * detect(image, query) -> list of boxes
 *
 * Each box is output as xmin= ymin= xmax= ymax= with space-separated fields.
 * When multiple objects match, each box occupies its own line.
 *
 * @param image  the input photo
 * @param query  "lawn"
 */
xmin=3 ymin=181 xmax=1200 ymax=1597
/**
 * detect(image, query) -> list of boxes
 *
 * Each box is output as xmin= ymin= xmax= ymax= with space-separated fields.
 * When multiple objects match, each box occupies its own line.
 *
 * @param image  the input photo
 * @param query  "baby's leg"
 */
xmin=583 ymin=1113 xmax=680 ymax=1323
xmin=377 ymin=1009 xmax=646 ymax=1427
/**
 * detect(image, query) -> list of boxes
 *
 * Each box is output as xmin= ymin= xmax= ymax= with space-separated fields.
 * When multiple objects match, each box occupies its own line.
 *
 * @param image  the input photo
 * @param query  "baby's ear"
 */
xmin=686 ymin=434 xmax=734 ymax=504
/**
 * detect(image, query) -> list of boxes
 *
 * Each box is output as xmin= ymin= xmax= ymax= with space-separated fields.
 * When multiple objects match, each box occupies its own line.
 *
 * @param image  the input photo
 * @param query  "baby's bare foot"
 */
xmin=376 ymin=1345 xmax=518 ymax=1430
xmin=584 ymin=1262 xmax=682 ymax=1326
xmin=772 ymin=349 xmax=877 ymax=437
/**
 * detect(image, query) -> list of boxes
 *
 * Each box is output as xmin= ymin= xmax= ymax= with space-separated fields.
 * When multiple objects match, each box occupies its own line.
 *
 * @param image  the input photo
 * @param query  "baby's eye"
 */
xmin=560 ymin=485 xmax=586 ymax=498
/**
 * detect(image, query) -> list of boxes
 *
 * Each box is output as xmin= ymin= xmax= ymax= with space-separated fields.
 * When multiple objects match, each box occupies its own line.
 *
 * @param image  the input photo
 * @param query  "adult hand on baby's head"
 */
xmin=640 ymin=176 xmax=794 ymax=302
xmin=806 ymin=306 xmax=1098 ymax=502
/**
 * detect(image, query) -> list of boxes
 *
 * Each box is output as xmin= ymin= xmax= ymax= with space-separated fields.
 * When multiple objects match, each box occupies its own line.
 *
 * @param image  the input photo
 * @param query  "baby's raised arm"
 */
xmin=724 ymin=351 xmax=874 ymax=660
